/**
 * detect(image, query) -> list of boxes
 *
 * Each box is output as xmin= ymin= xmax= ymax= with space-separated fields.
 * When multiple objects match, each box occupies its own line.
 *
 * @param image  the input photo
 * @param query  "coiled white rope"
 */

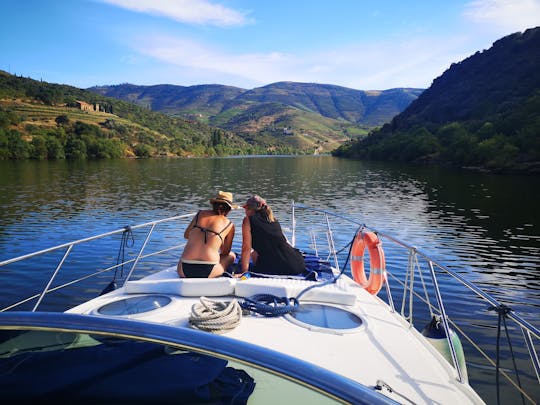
xmin=189 ymin=296 xmax=242 ymax=334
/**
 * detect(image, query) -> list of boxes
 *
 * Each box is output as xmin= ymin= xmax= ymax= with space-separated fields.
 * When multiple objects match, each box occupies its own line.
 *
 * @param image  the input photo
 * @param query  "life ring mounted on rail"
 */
xmin=351 ymin=231 xmax=386 ymax=295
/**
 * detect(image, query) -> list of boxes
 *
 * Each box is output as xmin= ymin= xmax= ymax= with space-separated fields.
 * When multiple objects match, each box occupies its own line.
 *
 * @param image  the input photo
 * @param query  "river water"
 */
xmin=0 ymin=156 xmax=539 ymax=403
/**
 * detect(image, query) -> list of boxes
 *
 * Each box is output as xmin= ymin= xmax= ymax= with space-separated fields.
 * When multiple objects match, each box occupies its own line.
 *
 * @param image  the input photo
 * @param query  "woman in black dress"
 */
xmin=239 ymin=195 xmax=304 ymax=276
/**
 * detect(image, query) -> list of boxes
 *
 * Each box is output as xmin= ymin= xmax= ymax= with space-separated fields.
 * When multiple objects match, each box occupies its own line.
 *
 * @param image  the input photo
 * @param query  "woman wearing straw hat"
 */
xmin=239 ymin=195 xmax=304 ymax=276
xmin=177 ymin=191 xmax=237 ymax=278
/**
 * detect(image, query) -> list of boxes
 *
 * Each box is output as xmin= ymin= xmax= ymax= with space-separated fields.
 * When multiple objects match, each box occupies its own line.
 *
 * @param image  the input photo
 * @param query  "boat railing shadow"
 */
xmin=291 ymin=202 xmax=539 ymax=404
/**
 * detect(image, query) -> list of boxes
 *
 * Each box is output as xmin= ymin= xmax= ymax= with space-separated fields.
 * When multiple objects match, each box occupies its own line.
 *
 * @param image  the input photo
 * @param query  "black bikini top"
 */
xmin=192 ymin=212 xmax=232 ymax=244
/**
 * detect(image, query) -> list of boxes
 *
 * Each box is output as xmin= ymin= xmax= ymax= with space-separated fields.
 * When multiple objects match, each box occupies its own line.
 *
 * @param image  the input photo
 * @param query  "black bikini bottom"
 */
xmin=182 ymin=262 xmax=215 ymax=278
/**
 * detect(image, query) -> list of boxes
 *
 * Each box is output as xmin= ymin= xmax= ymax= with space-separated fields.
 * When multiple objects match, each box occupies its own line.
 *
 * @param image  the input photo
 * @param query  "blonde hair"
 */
xmin=256 ymin=205 xmax=275 ymax=223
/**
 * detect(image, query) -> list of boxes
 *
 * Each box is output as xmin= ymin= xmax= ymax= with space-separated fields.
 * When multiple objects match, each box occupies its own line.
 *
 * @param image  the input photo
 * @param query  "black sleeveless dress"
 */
xmin=249 ymin=215 xmax=305 ymax=275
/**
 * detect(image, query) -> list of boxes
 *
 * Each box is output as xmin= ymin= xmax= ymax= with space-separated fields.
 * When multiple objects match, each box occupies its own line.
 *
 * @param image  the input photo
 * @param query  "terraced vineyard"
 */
xmin=1 ymin=100 xmax=120 ymax=128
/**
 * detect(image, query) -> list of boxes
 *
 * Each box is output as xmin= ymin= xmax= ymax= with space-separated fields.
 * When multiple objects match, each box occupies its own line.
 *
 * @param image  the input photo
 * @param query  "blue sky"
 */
xmin=1 ymin=0 xmax=539 ymax=90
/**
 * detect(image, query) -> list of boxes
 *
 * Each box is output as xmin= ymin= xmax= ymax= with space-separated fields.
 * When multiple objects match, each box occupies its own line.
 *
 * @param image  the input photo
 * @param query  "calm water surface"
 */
xmin=1 ymin=156 xmax=539 ymax=403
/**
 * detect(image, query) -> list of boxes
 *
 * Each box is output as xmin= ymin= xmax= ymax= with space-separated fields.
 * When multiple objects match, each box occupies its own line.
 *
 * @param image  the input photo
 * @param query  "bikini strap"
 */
xmin=192 ymin=211 xmax=208 ymax=243
xmin=218 ymin=220 xmax=232 ymax=235
xmin=192 ymin=214 xmax=231 ymax=244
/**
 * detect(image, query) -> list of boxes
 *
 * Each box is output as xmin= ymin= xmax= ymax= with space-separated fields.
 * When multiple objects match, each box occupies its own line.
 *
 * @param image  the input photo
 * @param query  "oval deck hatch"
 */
xmin=97 ymin=295 xmax=172 ymax=316
xmin=288 ymin=304 xmax=363 ymax=330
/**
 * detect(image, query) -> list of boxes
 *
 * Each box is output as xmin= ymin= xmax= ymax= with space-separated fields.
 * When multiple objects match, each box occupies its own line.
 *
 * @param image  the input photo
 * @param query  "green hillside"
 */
xmin=224 ymin=82 xmax=422 ymax=126
xmin=211 ymin=101 xmax=362 ymax=152
xmin=0 ymin=72 xmax=323 ymax=160
xmin=88 ymin=81 xmax=422 ymax=152
xmin=334 ymin=27 xmax=540 ymax=173
xmin=89 ymin=81 xmax=422 ymax=127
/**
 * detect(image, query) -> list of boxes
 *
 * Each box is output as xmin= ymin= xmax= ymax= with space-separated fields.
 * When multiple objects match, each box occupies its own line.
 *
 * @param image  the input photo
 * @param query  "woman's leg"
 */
xmin=209 ymin=252 xmax=236 ymax=278
xmin=177 ymin=259 xmax=186 ymax=278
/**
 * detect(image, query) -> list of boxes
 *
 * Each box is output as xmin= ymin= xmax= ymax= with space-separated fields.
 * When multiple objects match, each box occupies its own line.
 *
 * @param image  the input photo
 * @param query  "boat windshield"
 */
xmin=0 ymin=312 xmax=396 ymax=404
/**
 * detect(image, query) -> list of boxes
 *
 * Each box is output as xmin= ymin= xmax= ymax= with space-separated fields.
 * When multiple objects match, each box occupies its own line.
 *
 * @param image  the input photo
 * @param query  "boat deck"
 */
xmin=67 ymin=267 xmax=484 ymax=404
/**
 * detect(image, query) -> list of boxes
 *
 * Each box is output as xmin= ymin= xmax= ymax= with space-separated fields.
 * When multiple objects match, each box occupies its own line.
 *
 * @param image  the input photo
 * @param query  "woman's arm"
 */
xmin=240 ymin=216 xmax=252 ymax=273
xmin=183 ymin=212 xmax=198 ymax=239
xmin=221 ymin=223 xmax=235 ymax=255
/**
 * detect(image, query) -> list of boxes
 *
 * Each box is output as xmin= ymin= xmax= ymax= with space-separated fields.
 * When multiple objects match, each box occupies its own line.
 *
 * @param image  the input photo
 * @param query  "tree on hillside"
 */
xmin=45 ymin=135 xmax=65 ymax=159
xmin=7 ymin=130 xmax=30 ymax=159
xmin=65 ymin=135 xmax=87 ymax=159
xmin=55 ymin=115 xmax=70 ymax=126
xmin=0 ymin=129 xmax=9 ymax=159
xmin=30 ymin=136 xmax=48 ymax=160
xmin=134 ymin=143 xmax=152 ymax=157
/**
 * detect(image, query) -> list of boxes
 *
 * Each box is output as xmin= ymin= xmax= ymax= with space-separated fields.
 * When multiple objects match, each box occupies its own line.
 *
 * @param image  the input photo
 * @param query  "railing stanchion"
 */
xmin=310 ymin=230 xmax=319 ymax=257
xmin=124 ymin=223 xmax=156 ymax=283
xmin=32 ymin=244 xmax=73 ymax=312
xmin=427 ymin=260 xmax=464 ymax=383
xmin=401 ymin=248 xmax=416 ymax=323
xmin=523 ymin=328 xmax=540 ymax=384
xmin=384 ymin=270 xmax=396 ymax=313
xmin=291 ymin=201 xmax=296 ymax=247
xmin=324 ymin=213 xmax=340 ymax=273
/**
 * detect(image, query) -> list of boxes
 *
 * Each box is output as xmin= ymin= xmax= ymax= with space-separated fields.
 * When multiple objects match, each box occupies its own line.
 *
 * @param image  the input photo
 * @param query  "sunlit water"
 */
xmin=1 ymin=156 xmax=539 ymax=403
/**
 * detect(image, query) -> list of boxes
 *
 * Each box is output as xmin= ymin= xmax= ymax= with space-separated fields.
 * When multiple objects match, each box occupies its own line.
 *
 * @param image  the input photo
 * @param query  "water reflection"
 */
xmin=1 ymin=157 xmax=539 ymax=301
xmin=1 ymin=157 xmax=538 ymax=302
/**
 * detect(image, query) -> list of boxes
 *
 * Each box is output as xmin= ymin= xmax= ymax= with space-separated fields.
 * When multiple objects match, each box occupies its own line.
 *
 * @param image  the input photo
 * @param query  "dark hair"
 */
xmin=213 ymin=202 xmax=231 ymax=215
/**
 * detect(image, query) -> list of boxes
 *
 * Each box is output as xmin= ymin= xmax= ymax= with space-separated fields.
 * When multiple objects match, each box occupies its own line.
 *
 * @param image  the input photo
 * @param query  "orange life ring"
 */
xmin=350 ymin=231 xmax=386 ymax=295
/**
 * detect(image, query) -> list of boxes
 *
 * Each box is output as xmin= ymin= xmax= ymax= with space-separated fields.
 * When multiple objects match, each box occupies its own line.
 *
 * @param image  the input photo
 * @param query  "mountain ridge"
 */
xmin=88 ymin=81 xmax=423 ymax=130
xmin=334 ymin=27 xmax=540 ymax=173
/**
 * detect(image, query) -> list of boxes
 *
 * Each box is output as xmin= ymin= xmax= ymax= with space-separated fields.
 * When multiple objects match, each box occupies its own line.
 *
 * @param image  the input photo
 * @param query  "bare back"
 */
xmin=181 ymin=210 xmax=234 ymax=263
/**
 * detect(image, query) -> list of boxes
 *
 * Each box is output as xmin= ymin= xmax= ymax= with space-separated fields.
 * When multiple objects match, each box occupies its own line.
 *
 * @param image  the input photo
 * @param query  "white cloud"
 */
xmin=135 ymin=35 xmax=289 ymax=78
xmin=101 ymin=0 xmax=250 ymax=26
xmin=300 ymin=37 xmax=473 ymax=90
xmin=463 ymin=0 xmax=540 ymax=33
xmin=132 ymin=34 xmax=475 ymax=90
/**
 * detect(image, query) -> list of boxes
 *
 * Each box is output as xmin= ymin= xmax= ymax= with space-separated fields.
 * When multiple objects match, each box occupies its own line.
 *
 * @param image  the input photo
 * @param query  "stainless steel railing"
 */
xmin=291 ymin=202 xmax=540 ymax=401
xmin=0 ymin=213 xmax=195 ymax=312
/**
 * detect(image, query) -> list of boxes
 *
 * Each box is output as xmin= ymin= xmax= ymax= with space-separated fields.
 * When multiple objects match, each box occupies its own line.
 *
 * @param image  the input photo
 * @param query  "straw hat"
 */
xmin=209 ymin=191 xmax=238 ymax=209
